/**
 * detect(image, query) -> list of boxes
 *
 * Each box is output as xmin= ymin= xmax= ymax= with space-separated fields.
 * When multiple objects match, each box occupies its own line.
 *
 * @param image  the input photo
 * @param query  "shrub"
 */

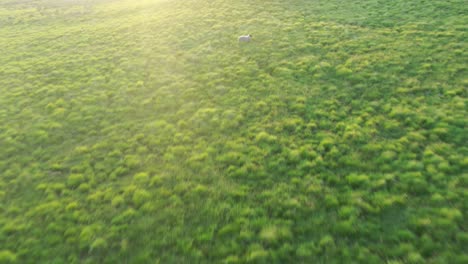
xmin=90 ymin=238 xmax=108 ymax=252
xmin=247 ymin=244 xmax=269 ymax=263
xmin=124 ymin=155 xmax=141 ymax=168
xmin=193 ymin=184 xmax=209 ymax=196
xmin=67 ymin=174 xmax=86 ymax=188
xmin=224 ymin=255 xmax=240 ymax=264
xmin=281 ymin=117 xmax=304 ymax=133
xmin=0 ymin=250 xmax=17 ymax=263
xmin=255 ymin=131 xmax=277 ymax=144
xmin=111 ymin=208 xmax=137 ymax=225
xmin=379 ymin=150 xmax=397 ymax=162
xmin=437 ymin=208 xmax=462 ymax=222
xmin=336 ymin=65 xmax=353 ymax=76
xmin=295 ymin=242 xmax=317 ymax=258
xmin=319 ymin=235 xmax=335 ymax=249
xmin=111 ymin=196 xmax=125 ymax=207
xmin=218 ymin=224 xmax=240 ymax=237
xmin=335 ymin=219 xmax=357 ymax=235
xmin=133 ymin=172 xmax=150 ymax=184
xmin=259 ymin=225 xmax=292 ymax=244
xmin=110 ymin=166 xmax=128 ymax=179
xmin=132 ymin=189 xmax=151 ymax=207
xmin=324 ymin=194 xmax=339 ymax=208
xmin=66 ymin=202 xmax=79 ymax=211
xmin=407 ymin=252 xmax=424 ymax=264
xmin=78 ymin=183 xmax=90 ymax=193
xmin=346 ymin=174 xmax=370 ymax=188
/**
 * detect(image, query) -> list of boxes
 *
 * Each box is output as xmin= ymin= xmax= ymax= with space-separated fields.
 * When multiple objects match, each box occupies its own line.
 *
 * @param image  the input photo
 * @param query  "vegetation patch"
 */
xmin=0 ymin=0 xmax=466 ymax=263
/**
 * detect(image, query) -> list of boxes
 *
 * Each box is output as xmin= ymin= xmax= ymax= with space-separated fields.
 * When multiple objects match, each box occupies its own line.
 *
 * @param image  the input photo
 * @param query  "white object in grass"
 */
xmin=238 ymin=34 xmax=252 ymax=42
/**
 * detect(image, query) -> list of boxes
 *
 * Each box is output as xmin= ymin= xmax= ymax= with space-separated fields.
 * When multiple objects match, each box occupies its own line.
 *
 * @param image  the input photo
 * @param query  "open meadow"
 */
xmin=0 ymin=0 xmax=467 ymax=263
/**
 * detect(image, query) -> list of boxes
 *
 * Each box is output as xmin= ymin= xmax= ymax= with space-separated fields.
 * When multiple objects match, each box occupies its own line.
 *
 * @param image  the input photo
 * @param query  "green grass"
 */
xmin=0 ymin=0 xmax=467 ymax=263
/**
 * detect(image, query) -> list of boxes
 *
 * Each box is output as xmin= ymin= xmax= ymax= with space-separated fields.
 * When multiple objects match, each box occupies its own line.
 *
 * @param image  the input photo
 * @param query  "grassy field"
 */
xmin=0 ymin=0 xmax=467 ymax=263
